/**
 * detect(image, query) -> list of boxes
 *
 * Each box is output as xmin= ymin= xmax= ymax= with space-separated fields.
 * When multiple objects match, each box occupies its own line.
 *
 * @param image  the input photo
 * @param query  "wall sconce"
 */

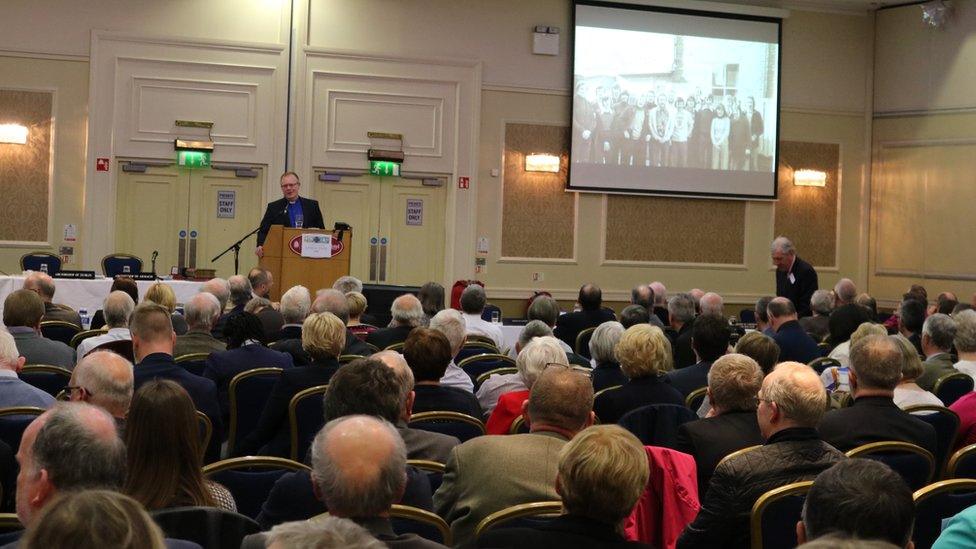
xmin=0 ymin=123 xmax=28 ymax=145
xmin=525 ymin=153 xmax=560 ymax=173
xmin=793 ymin=169 xmax=827 ymax=187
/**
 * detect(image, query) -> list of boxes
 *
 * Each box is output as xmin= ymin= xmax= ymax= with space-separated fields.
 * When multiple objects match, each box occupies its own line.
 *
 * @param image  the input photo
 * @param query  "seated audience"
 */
xmin=0 ymin=329 xmax=54 ymax=409
xmin=22 ymin=271 xmax=81 ymax=326
xmin=595 ymin=324 xmax=683 ymax=425
xmin=333 ymin=275 xmax=379 ymax=326
xmin=213 ymin=275 xmax=251 ymax=338
xmin=800 ymin=289 xmax=833 ymax=342
xmin=271 ymin=285 xmax=311 ymax=360
xmin=345 ymin=291 xmax=376 ymax=340
xmin=891 ymin=333 xmax=944 ymax=409
xmin=833 ymin=278 xmax=858 ymax=308
xmin=366 ymin=293 xmax=426 ymax=350
xmin=90 ymin=276 xmax=138 ymax=330
xmin=311 ymin=289 xmax=370 ymax=356
xmin=403 ymin=327 xmax=482 ymax=418
xmin=429 ymin=308 xmax=475 ymax=392
xmin=855 ymin=292 xmax=879 ymax=321
xmin=667 ymin=314 xmax=731 ymax=397
xmin=826 ymin=302 xmax=873 ymax=367
xmin=917 ymin=313 xmax=959 ymax=391
xmin=554 ymin=283 xmax=616 ymax=352
xmin=954 ymin=309 xmax=976 ymax=381
xmin=478 ymin=425 xmax=652 ymax=549
xmin=689 ymin=289 xmax=705 ymax=313
xmin=933 ymin=291 xmax=959 ymax=316
xmin=477 ymin=334 xmax=559 ymax=415
xmin=797 ymin=459 xmax=914 ymax=548
xmin=21 ymin=490 xmax=167 ymax=549
xmin=173 ymin=292 xmax=226 ymax=356
xmin=203 ymin=312 xmax=294 ymax=422
xmin=933 ymin=502 xmax=976 ymax=548
xmin=630 ymin=284 xmax=665 ymax=328
xmin=435 ymin=365 xmax=595 ymax=544
xmin=733 ymin=331 xmax=780 ymax=375
xmin=199 ymin=277 xmax=231 ymax=338
xmin=677 ymin=362 xmax=846 ymax=549
xmin=261 ymin=516 xmax=385 ymax=549
xmin=821 ymin=322 xmax=887 ymax=394
xmin=589 ymin=320 xmax=627 ymax=391
xmin=68 ymin=350 xmax=133 ymax=432
xmin=526 ymin=295 xmax=574 ymax=355
xmin=3 ymin=289 xmax=74 ymax=369
xmin=124 ymin=380 xmax=236 ymax=511
xmin=235 ymin=312 xmax=345 ymax=457
xmin=418 ymin=281 xmax=446 ymax=324
xmin=245 ymin=296 xmax=283 ymax=342
xmin=76 ymin=290 xmax=135 ymax=359
xmin=818 ymin=334 xmax=937 ymax=453
xmin=898 ymin=298 xmax=927 ymax=356
xmin=143 ymin=282 xmax=188 ymax=335
xmin=620 ymin=304 xmax=651 ymax=329
xmin=486 ymin=336 xmax=567 ymax=434
xmin=669 ymin=293 xmax=698 ymax=369
xmin=699 ymin=292 xmax=724 ymax=318
xmin=650 ymin=281 xmax=669 ymax=325
xmin=769 ymin=297 xmax=822 ymax=364
xmin=676 ymin=354 xmax=764 ymax=496
xmin=458 ymin=284 xmax=505 ymax=352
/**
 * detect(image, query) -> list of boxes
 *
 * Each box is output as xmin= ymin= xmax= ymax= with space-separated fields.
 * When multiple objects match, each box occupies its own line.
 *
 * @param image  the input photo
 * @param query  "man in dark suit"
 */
xmin=22 ymin=272 xmax=82 ymax=327
xmin=768 ymin=298 xmax=822 ymax=364
xmin=668 ymin=293 xmax=698 ymax=370
xmin=676 ymin=354 xmax=764 ymax=495
xmin=667 ymin=314 xmax=730 ymax=398
xmin=917 ymin=313 xmax=959 ymax=391
xmin=130 ymin=303 xmax=223 ymax=462
xmin=819 ymin=334 xmax=937 ymax=454
xmin=772 ymin=236 xmax=818 ymax=318
xmin=254 ymin=171 xmax=325 ymax=258
xmin=553 ymin=284 xmax=616 ymax=352
xmin=367 ymin=294 xmax=425 ymax=351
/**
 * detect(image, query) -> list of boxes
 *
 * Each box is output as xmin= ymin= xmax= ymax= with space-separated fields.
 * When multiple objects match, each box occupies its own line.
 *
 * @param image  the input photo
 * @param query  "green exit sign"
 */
xmin=177 ymin=150 xmax=211 ymax=168
xmin=370 ymin=160 xmax=401 ymax=176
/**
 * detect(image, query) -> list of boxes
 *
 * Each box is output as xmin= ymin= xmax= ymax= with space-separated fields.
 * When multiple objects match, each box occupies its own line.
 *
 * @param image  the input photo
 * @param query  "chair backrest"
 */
xmin=39 ymin=320 xmax=80 ymax=345
xmin=566 ymin=352 xmax=591 ymax=368
xmin=0 ymin=513 xmax=22 ymax=535
xmin=366 ymin=342 xmax=380 ymax=354
xmin=408 ymin=411 xmax=486 ymax=443
xmin=454 ymin=345 xmax=494 ymax=364
xmin=0 ymin=407 xmax=46 ymax=455
xmin=150 ymin=506 xmax=260 ymax=549
xmin=575 ymin=326 xmax=597 ymax=359
xmin=19 ymin=365 xmax=72 ymax=397
xmin=88 ymin=339 xmax=134 ymax=362
xmin=465 ymin=334 xmax=497 ymax=347
xmin=716 ymin=445 xmax=762 ymax=470
xmin=196 ymin=411 xmax=212 ymax=460
xmin=390 ymin=504 xmax=453 ymax=546
xmin=934 ymin=372 xmax=974 ymax=407
xmin=739 ymin=308 xmax=756 ymax=324
xmin=227 ymin=367 xmax=283 ymax=452
xmin=594 ymin=384 xmax=622 ymax=401
xmin=749 ymin=480 xmax=813 ymax=549
xmin=845 ymin=441 xmax=935 ymax=491
xmin=288 ymin=384 xmax=330 ymax=461
xmin=685 ymin=386 xmax=708 ymax=411
xmin=475 ymin=367 xmax=518 ymax=389
xmin=101 ymin=253 xmax=143 ymax=277
xmin=904 ymin=405 xmax=961 ymax=477
xmin=202 ymin=456 xmax=310 ymax=520
xmin=618 ymin=403 xmax=699 ymax=448
xmin=913 ymin=479 xmax=976 ymax=549
xmin=338 ymin=354 xmax=364 ymax=365
xmin=459 ymin=354 xmax=517 ymax=388
xmin=807 ymin=356 xmax=841 ymax=374
xmin=69 ymin=328 xmax=107 ymax=349
xmin=508 ymin=414 xmax=530 ymax=434
xmin=474 ymin=501 xmax=563 ymax=539
xmin=20 ymin=252 xmax=62 ymax=275
xmin=407 ymin=459 xmax=446 ymax=493
xmin=385 ymin=342 xmax=405 ymax=352
xmin=175 ymin=353 xmax=211 ymax=376
xmin=947 ymin=443 xmax=976 ymax=480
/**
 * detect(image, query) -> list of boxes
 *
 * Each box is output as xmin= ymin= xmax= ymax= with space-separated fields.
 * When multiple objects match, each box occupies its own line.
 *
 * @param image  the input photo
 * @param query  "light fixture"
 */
xmin=793 ymin=169 xmax=827 ymax=187
xmin=0 ymin=123 xmax=28 ymax=144
xmin=525 ymin=153 xmax=560 ymax=173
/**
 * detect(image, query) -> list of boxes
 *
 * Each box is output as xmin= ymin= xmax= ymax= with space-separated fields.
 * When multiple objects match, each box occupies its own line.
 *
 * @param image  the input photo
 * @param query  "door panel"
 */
xmin=379 ymin=178 xmax=445 ymax=286
xmin=315 ymin=174 xmax=380 ymax=283
xmin=189 ymin=168 xmax=263 ymax=277
xmin=115 ymin=166 xmax=188 ymax=274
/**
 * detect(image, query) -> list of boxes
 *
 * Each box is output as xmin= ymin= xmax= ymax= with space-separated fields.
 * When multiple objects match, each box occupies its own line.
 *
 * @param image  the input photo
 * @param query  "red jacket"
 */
xmin=624 ymin=445 xmax=700 ymax=549
xmin=485 ymin=390 xmax=529 ymax=435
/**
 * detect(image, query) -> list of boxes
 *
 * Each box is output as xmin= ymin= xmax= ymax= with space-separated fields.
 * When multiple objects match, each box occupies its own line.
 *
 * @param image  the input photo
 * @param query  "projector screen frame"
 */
xmin=569 ymin=0 xmax=783 ymax=201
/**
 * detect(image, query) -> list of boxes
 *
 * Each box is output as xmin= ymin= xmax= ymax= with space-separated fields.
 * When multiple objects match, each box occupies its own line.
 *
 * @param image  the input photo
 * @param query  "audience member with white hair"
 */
xmin=699 ymin=292 xmax=724 ymax=318
xmin=833 ymin=278 xmax=857 ymax=307
xmin=174 ymin=292 xmax=226 ymax=357
xmin=76 ymin=290 xmax=136 ymax=360
xmin=68 ymin=350 xmax=134 ymax=432
xmin=954 ymin=309 xmax=976 ymax=382
xmin=271 ymin=285 xmax=312 ymax=363
xmin=916 ymin=313 xmax=958 ymax=391
xmin=429 ymin=308 xmax=475 ymax=392
xmin=477 ymin=335 xmax=564 ymax=416
xmin=649 ymin=281 xmax=669 ymax=325
xmin=589 ymin=320 xmax=627 ymax=392
xmin=262 ymin=516 xmax=386 ymax=549
xmin=485 ymin=336 xmax=568 ymax=434
xmin=366 ymin=294 xmax=425 ymax=350
xmin=669 ymin=293 xmax=698 ymax=369
xmin=200 ymin=277 xmax=231 ymax=338
xmin=800 ymin=289 xmax=833 ymax=343
xmin=0 ymin=329 xmax=54 ymax=409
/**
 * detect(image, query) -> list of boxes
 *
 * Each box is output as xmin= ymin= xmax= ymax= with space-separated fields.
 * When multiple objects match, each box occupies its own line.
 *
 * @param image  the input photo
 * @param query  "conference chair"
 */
xmin=474 ymin=501 xmax=563 ymax=540
xmin=69 ymin=327 xmax=107 ymax=349
xmin=455 ymin=340 xmax=499 ymax=363
xmin=575 ymin=327 xmax=597 ymax=359
xmin=738 ymin=308 xmax=756 ymax=324
xmin=337 ymin=354 xmax=364 ymax=365
xmin=0 ymin=407 xmax=45 ymax=455
xmin=618 ymin=403 xmax=698 ymax=448
xmin=807 ymin=356 xmax=841 ymax=375
xmin=905 ymin=405 xmax=961 ymax=477
xmin=475 ymin=367 xmax=518 ymax=391
xmin=175 ymin=352 xmax=210 ymax=377
xmin=384 ymin=342 xmax=405 ymax=352
xmin=288 ymin=384 xmax=329 ymax=462
xmin=101 ymin=253 xmax=143 ymax=277
xmin=39 ymin=320 xmax=80 ymax=346
xmin=18 ymin=364 xmax=71 ymax=397
xmin=749 ymin=480 xmax=814 ymax=549
xmin=408 ymin=411 xmax=486 ymax=442
xmin=946 ymin=444 xmax=976 ymax=480
xmin=202 ymin=456 xmax=310 ymax=520
xmin=913 ymin=479 xmax=976 ymax=549
xmin=458 ymin=354 xmax=516 ymax=387
xmin=465 ymin=334 xmax=497 ymax=347
xmin=196 ymin=411 xmax=212 ymax=461
xmin=686 ymin=386 xmax=708 ymax=412
xmin=227 ymin=367 xmax=282 ymax=452
xmin=20 ymin=252 xmax=61 ymax=275
xmin=366 ymin=342 xmax=380 ymax=354
xmin=845 ymin=441 xmax=935 ymax=491
xmin=594 ymin=384 xmax=622 ymax=400
xmin=933 ymin=372 xmax=974 ymax=407
xmin=407 ymin=459 xmax=446 ymax=493
xmin=0 ymin=513 xmax=21 ymax=535
xmin=150 ymin=506 xmax=260 ymax=549
xmin=88 ymin=338 xmax=134 ymax=362
xmin=390 ymin=504 xmax=452 ymax=546
xmin=508 ymin=414 xmax=530 ymax=434
xmin=717 ymin=445 xmax=762 ymax=470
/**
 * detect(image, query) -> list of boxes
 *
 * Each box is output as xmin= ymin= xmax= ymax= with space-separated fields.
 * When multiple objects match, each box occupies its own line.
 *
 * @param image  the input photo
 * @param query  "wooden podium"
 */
xmin=259 ymin=226 xmax=351 ymax=301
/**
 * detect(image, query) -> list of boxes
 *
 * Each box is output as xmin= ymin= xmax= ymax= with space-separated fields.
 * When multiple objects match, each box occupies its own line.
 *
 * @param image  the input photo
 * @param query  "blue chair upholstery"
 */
xmin=739 ymin=308 xmax=756 ymax=324
xmin=150 ymin=506 xmax=260 ymax=549
xmin=686 ymin=387 xmax=707 ymax=412
xmin=203 ymin=457 xmax=310 ymax=520
xmin=228 ymin=368 xmax=283 ymax=452
xmin=288 ymin=385 xmax=329 ymax=462
xmin=618 ymin=403 xmax=698 ymax=448
xmin=18 ymin=365 xmax=71 ymax=397
xmin=409 ymin=412 xmax=486 ymax=443
xmin=947 ymin=444 xmax=976 ymax=480
xmin=20 ymin=253 xmax=61 ymax=275
xmin=390 ymin=504 xmax=452 ymax=546
xmin=845 ymin=441 xmax=935 ymax=491
xmin=175 ymin=353 xmax=210 ymax=377
xmin=0 ymin=408 xmax=45 ymax=455
xmin=458 ymin=354 xmax=516 ymax=388
xmin=408 ymin=460 xmax=445 ymax=494
xmin=101 ymin=254 xmax=143 ymax=277
xmin=905 ymin=405 xmax=961 ymax=476
xmin=455 ymin=343 xmax=497 ymax=364
xmin=913 ymin=479 xmax=976 ymax=549
xmin=750 ymin=481 xmax=812 ymax=549
xmin=934 ymin=373 xmax=974 ymax=407
xmin=575 ymin=327 xmax=596 ymax=359
xmin=39 ymin=321 xmax=80 ymax=345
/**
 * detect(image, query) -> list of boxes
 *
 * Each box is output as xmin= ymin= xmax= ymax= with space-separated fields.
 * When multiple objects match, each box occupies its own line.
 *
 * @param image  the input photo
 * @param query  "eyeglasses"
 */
xmin=280 ymin=183 xmax=299 ymax=189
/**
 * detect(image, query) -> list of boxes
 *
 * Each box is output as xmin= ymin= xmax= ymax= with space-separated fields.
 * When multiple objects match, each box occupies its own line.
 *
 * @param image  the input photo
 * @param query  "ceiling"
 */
xmin=719 ymin=0 xmax=923 ymax=13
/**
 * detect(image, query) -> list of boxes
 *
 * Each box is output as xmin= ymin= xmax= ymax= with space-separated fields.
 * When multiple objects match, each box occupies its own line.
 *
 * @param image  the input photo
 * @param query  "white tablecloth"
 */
xmin=0 ymin=275 xmax=206 ymax=317
xmin=500 ymin=325 xmax=522 ymax=358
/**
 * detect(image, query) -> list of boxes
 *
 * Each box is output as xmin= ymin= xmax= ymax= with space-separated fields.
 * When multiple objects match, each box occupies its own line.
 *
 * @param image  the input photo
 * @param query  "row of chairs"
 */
xmin=21 ymin=251 xmax=143 ymax=278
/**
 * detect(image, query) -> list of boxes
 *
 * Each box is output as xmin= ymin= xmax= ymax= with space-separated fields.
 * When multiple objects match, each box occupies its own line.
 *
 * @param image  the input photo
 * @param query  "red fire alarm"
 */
xmin=458 ymin=176 xmax=469 ymax=189
xmin=96 ymin=158 xmax=110 ymax=172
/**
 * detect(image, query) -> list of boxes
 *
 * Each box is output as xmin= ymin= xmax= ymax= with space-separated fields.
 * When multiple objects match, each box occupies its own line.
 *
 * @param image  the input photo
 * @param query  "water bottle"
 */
xmin=79 ymin=308 xmax=90 ymax=330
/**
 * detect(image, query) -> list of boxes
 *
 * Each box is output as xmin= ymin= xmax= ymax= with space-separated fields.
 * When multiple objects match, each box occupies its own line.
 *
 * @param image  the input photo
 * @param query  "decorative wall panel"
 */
xmin=775 ymin=141 xmax=840 ymax=268
xmin=0 ymin=89 xmax=52 ymax=242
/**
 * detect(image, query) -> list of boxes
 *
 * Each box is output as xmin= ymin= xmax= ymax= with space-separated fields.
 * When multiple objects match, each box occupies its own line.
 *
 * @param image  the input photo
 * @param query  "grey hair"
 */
xmin=429 ymin=309 xmax=466 ymax=354
xmin=30 ymin=403 xmax=126 ymax=491
xmin=518 ymin=320 xmax=553 ymax=349
xmin=649 ymin=282 xmax=667 ymax=305
xmin=312 ymin=289 xmax=350 ymax=324
xmin=954 ymin=310 xmax=976 ymax=353
xmin=771 ymin=236 xmax=795 ymax=255
xmin=833 ymin=278 xmax=857 ymax=304
xmin=459 ymin=284 xmax=487 ymax=314
xmin=280 ymin=285 xmax=312 ymax=324
xmin=390 ymin=295 xmax=424 ymax=328
xmin=699 ymin=292 xmax=724 ymax=318
xmin=589 ymin=321 xmax=624 ymax=363
xmin=923 ymin=313 xmax=957 ymax=351
xmin=516 ymin=336 xmax=567 ymax=388
xmin=527 ymin=295 xmax=560 ymax=327
xmin=244 ymin=297 xmax=272 ymax=314
xmin=667 ymin=293 xmax=696 ymax=323
xmin=267 ymin=516 xmax=386 ymax=549
xmin=767 ymin=298 xmax=796 ymax=318
xmin=184 ymin=292 xmax=220 ymax=330
xmin=332 ymin=276 xmax=363 ymax=294
xmin=199 ymin=278 xmax=230 ymax=310
xmin=310 ymin=415 xmax=407 ymax=518
xmin=72 ymin=351 xmax=134 ymax=415
xmin=373 ymin=350 xmax=414 ymax=409
xmin=227 ymin=275 xmax=253 ymax=307
xmin=0 ymin=330 xmax=18 ymax=364
xmin=810 ymin=290 xmax=833 ymax=315
xmin=103 ymin=291 xmax=135 ymax=328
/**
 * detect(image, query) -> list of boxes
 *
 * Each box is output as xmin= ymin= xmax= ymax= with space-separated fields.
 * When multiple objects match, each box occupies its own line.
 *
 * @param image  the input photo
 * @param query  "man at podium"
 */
xmin=255 ymin=171 xmax=325 ymax=258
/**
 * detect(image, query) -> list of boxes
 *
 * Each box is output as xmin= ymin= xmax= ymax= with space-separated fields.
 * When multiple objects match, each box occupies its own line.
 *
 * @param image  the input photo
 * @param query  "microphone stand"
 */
xmin=151 ymin=251 xmax=160 ymax=280
xmin=213 ymin=225 xmax=261 ymax=275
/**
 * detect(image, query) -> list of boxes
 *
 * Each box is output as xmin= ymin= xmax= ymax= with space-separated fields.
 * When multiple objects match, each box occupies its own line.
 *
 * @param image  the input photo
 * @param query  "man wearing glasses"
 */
xmin=67 ymin=350 xmax=133 ymax=434
xmin=255 ymin=171 xmax=326 ymax=258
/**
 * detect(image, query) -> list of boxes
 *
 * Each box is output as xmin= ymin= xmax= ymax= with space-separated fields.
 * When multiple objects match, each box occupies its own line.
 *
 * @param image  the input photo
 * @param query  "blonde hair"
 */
xmin=616 ymin=324 xmax=673 ymax=379
xmin=302 ymin=312 xmax=347 ymax=361
xmin=345 ymin=291 xmax=367 ymax=319
xmin=516 ymin=336 xmax=567 ymax=388
xmin=891 ymin=334 xmax=925 ymax=381
xmin=22 ymin=490 xmax=166 ymax=549
xmin=762 ymin=362 xmax=827 ymax=427
xmin=557 ymin=425 xmax=649 ymax=527
xmin=143 ymin=283 xmax=176 ymax=313
xmin=849 ymin=322 xmax=887 ymax=349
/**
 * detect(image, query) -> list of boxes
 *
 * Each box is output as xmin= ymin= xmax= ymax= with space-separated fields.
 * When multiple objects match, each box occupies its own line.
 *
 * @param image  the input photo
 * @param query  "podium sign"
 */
xmin=259 ymin=226 xmax=351 ymax=301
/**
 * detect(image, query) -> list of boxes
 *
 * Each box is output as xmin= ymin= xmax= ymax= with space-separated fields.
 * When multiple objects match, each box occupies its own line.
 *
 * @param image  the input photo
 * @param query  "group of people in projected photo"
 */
xmin=572 ymin=80 xmax=769 ymax=172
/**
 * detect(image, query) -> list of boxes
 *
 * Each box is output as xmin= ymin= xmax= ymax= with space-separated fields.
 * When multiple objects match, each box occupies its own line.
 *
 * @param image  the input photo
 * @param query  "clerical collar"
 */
xmin=287 ymin=199 xmax=298 ymax=205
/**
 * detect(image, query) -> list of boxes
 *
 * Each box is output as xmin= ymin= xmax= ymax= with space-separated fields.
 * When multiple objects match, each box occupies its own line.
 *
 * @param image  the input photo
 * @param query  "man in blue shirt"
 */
xmin=255 ymin=171 xmax=326 ymax=258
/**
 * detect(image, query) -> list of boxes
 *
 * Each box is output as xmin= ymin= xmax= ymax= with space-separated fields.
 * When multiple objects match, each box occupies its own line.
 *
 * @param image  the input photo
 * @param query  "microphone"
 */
xmin=151 ymin=250 xmax=158 ymax=261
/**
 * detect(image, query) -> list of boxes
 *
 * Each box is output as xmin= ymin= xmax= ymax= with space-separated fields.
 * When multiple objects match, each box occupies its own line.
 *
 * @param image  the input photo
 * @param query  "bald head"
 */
xmin=834 ymin=278 xmax=857 ymax=306
xmin=699 ymin=292 xmax=724 ymax=318
xmin=23 ymin=272 xmax=56 ymax=301
xmin=578 ymin=284 xmax=602 ymax=311
xmin=70 ymin=351 xmax=134 ymax=418
xmin=390 ymin=294 xmax=424 ymax=327
xmin=526 ymin=365 xmax=594 ymax=434
xmin=767 ymin=297 xmax=797 ymax=331
xmin=200 ymin=278 xmax=230 ymax=310
xmin=758 ymin=362 xmax=827 ymax=438
xmin=373 ymin=350 xmax=414 ymax=417
xmin=649 ymin=282 xmax=667 ymax=306
xmin=312 ymin=289 xmax=349 ymax=324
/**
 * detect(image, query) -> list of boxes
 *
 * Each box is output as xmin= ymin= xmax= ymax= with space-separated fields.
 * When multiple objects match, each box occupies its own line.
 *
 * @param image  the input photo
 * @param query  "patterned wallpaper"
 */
xmin=775 ymin=141 xmax=840 ymax=268
xmin=0 ymin=90 xmax=52 ymax=242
